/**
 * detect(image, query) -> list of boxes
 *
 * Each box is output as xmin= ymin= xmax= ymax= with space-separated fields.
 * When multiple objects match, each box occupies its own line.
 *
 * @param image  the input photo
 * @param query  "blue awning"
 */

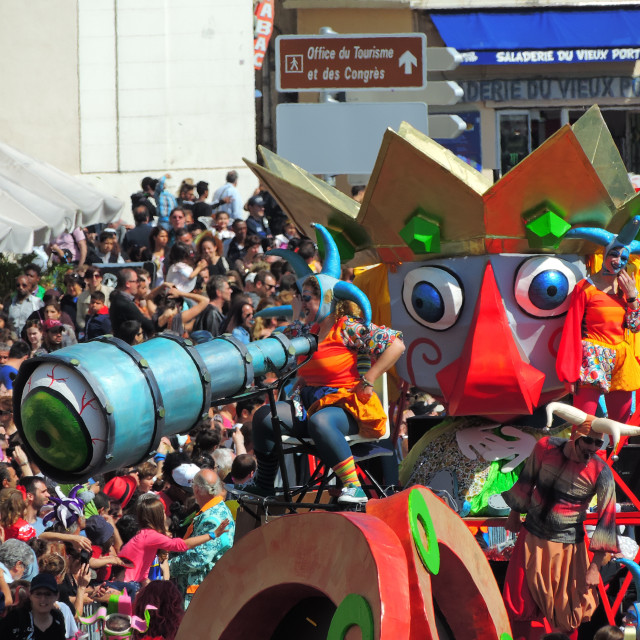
xmin=431 ymin=9 xmax=640 ymax=65
xmin=430 ymin=9 xmax=640 ymax=65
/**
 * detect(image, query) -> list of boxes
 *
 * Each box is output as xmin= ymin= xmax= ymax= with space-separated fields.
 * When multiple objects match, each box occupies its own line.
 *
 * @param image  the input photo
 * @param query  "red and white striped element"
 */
xmin=254 ymin=0 xmax=274 ymax=70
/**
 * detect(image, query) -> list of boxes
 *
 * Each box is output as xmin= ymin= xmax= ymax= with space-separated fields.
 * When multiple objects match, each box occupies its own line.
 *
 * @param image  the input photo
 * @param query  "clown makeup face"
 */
xmin=604 ymin=246 xmax=629 ymax=275
xmin=300 ymin=287 xmax=320 ymax=324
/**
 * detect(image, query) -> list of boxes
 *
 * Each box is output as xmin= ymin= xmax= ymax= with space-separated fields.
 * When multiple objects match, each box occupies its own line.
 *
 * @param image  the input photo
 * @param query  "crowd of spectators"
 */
xmin=0 ymin=173 xmax=325 ymax=352
xmin=0 ymin=172 xmax=345 ymax=639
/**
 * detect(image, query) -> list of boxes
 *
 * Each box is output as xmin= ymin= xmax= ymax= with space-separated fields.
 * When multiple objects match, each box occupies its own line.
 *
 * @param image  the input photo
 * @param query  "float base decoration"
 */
xmin=176 ymin=487 xmax=512 ymax=640
xmin=400 ymin=418 xmax=549 ymax=517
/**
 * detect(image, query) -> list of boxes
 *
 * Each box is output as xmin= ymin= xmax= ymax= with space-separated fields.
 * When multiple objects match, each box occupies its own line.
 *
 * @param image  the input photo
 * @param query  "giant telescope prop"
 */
xmin=13 ymin=331 xmax=316 ymax=482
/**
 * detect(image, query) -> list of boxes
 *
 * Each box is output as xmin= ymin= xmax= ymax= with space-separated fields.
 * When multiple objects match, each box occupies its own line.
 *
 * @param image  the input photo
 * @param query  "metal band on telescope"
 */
xmin=264 ymin=332 xmax=300 ymax=375
xmin=153 ymin=332 xmax=213 ymax=424
xmin=94 ymin=335 xmax=166 ymax=463
xmin=215 ymin=333 xmax=256 ymax=391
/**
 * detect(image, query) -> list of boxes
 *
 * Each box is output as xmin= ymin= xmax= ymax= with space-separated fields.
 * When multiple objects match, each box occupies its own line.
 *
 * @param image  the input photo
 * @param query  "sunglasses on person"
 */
xmin=300 ymin=294 xmax=313 ymax=302
xmin=581 ymin=436 xmax=604 ymax=447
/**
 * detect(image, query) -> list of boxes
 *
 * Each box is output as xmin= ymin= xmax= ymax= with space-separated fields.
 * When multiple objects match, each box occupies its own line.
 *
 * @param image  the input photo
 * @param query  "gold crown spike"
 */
xmin=244 ymin=106 xmax=639 ymax=265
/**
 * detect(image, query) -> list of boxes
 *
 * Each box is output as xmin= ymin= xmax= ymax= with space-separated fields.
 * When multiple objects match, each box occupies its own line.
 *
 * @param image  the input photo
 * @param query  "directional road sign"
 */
xmin=276 ymin=33 xmax=426 ymax=92
xmin=425 ymin=81 xmax=464 ymax=106
xmin=428 ymin=114 xmax=466 ymax=139
xmin=426 ymin=47 xmax=462 ymax=71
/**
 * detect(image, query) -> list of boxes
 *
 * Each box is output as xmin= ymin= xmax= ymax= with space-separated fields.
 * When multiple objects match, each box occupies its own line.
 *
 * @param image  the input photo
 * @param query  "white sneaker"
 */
xmin=338 ymin=484 xmax=368 ymax=505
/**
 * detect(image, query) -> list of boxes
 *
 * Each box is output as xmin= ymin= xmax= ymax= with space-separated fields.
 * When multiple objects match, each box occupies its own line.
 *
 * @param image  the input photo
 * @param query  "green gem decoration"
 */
xmin=317 ymin=227 xmax=355 ymax=263
xmin=400 ymin=214 xmax=441 ymax=254
xmin=21 ymin=390 xmax=89 ymax=472
xmin=327 ymin=593 xmax=374 ymax=640
xmin=525 ymin=210 xmax=571 ymax=249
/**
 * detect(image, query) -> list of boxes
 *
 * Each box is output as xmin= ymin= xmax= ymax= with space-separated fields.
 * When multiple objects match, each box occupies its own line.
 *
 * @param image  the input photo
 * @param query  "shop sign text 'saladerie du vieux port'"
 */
xmin=460 ymin=76 xmax=640 ymax=103
xmin=460 ymin=48 xmax=640 ymax=65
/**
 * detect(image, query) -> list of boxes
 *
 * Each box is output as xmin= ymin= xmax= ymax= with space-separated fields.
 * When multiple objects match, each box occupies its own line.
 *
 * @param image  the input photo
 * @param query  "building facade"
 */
xmin=0 ymin=0 xmax=258 ymax=211
xmin=280 ymin=0 xmax=640 ymax=181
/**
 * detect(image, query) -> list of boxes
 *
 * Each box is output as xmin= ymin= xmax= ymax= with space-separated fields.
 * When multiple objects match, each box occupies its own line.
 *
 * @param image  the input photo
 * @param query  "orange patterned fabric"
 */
xmin=557 ymin=279 xmax=640 ymax=391
xmin=298 ymin=318 xmax=361 ymax=388
xmin=307 ymin=388 xmax=387 ymax=439
xmin=287 ymin=316 xmax=401 ymax=438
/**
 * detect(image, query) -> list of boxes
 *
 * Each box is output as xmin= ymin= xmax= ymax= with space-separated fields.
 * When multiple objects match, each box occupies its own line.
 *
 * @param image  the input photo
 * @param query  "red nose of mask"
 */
xmin=436 ymin=262 xmax=545 ymax=417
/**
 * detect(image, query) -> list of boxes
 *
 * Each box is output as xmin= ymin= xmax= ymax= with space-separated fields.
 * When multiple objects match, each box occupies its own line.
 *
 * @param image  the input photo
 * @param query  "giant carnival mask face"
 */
xmin=394 ymin=254 xmax=585 ymax=417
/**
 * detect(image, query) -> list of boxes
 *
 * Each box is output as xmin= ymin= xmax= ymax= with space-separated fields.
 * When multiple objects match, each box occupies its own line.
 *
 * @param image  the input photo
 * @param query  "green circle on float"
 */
xmin=21 ymin=390 xmax=89 ymax=472
xmin=409 ymin=488 xmax=440 ymax=575
xmin=327 ymin=593 xmax=374 ymax=640
xmin=500 ymin=634 xmax=513 ymax=640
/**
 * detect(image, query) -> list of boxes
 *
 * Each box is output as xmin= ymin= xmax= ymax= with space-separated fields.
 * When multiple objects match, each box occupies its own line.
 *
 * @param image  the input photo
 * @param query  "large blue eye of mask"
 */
xmin=515 ymin=257 xmax=577 ymax=317
xmin=411 ymin=282 xmax=444 ymax=323
xmin=528 ymin=270 xmax=569 ymax=310
xmin=402 ymin=266 xmax=463 ymax=330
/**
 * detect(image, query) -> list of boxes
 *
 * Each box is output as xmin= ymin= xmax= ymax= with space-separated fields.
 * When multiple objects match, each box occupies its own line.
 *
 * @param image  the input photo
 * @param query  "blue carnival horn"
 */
xmin=268 ymin=223 xmax=372 ymax=324
xmin=13 ymin=332 xmax=316 ymax=482
xmin=565 ymin=215 xmax=640 ymax=254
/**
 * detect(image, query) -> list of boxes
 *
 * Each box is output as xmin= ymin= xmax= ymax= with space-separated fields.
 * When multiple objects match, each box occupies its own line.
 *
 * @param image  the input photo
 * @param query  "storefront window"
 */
xmin=498 ymin=110 xmax=531 ymax=176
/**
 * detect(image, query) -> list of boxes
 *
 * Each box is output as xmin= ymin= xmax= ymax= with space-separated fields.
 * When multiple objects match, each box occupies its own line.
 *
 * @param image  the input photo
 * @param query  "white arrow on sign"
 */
xmin=398 ymin=50 xmax=417 ymax=74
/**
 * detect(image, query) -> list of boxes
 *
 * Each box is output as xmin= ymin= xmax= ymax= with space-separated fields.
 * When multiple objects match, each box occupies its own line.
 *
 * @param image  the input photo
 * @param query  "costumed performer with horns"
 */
xmin=247 ymin=223 xmax=404 ymax=504
xmin=502 ymin=402 xmax=640 ymax=640
xmin=557 ymin=216 xmax=640 ymax=423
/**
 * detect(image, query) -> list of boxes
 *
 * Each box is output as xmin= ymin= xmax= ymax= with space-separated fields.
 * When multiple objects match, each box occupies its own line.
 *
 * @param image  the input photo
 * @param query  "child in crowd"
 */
xmin=84 ymin=515 xmax=124 ymax=583
xmin=214 ymin=211 xmax=234 ymax=241
xmin=230 ymin=454 xmax=256 ymax=488
xmin=83 ymin=290 xmax=112 ymax=341
xmin=594 ymin=626 xmax=624 ymax=640
xmin=0 ymin=488 xmax=35 ymax=542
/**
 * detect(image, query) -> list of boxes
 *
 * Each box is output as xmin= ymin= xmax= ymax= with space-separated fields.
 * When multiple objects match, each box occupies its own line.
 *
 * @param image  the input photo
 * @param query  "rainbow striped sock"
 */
xmin=333 ymin=457 xmax=360 ymax=487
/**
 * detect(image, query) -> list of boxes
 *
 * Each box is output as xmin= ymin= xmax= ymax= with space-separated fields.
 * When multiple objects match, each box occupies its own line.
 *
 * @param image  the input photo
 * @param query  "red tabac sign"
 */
xmin=276 ymin=33 xmax=426 ymax=92
xmin=254 ymin=1 xmax=274 ymax=70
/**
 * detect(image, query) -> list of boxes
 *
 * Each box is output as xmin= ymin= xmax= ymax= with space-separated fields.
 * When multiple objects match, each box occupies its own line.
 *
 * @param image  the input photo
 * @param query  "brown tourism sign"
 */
xmin=276 ymin=34 xmax=426 ymax=92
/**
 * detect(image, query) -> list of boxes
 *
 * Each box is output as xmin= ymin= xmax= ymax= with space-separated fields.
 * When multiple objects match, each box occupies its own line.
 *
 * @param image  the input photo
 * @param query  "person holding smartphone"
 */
xmin=557 ymin=218 xmax=640 ymax=423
